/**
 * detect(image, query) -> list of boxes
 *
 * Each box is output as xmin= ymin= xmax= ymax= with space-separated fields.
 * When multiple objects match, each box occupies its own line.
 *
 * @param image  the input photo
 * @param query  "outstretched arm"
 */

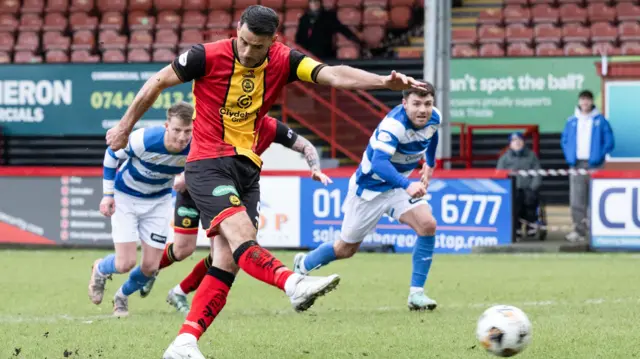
xmin=291 ymin=135 xmax=320 ymax=173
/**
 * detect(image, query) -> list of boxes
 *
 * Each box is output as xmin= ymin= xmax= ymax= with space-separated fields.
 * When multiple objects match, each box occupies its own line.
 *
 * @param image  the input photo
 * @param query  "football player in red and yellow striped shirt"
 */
xmin=106 ymin=5 xmax=427 ymax=358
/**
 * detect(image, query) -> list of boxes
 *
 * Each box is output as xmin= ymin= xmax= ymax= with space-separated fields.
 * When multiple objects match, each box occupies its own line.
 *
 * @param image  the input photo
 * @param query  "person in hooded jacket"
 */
xmin=561 ymin=90 xmax=615 ymax=242
xmin=498 ymin=132 xmax=542 ymax=236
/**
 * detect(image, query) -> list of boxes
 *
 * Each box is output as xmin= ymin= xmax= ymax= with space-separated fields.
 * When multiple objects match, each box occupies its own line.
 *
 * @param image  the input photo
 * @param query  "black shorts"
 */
xmin=173 ymin=190 xmax=201 ymax=235
xmin=185 ymin=156 xmax=260 ymax=237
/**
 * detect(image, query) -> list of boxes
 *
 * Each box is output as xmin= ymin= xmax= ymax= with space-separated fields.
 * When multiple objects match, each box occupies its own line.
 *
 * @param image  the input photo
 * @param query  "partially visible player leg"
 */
xmin=89 ymin=194 xmax=139 ymax=305
xmin=390 ymin=191 xmax=437 ymax=311
xmin=163 ymin=235 xmax=238 ymax=359
xmin=113 ymin=195 xmax=171 ymax=316
xmin=294 ymin=190 xmax=386 ymax=274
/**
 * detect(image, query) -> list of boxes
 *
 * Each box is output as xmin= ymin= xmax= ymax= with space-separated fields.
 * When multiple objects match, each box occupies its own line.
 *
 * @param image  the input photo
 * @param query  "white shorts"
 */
xmin=341 ymin=187 xmax=429 ymax=244
xmin=111 ymin=191 xmax=172 ymax=250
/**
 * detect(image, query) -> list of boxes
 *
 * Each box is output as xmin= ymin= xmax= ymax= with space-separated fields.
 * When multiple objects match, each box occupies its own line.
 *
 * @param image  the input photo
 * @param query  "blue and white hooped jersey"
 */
xmin=353 ymin=104 xmax=441 ymax=200
xmin=103 ymin=126 xmax=189 ymax=199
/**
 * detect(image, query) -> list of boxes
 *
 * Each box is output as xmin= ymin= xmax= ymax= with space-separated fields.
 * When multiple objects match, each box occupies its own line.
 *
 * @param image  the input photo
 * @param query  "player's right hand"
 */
xmin=99 ymin=196 xmax=116 ymax=217
xmin=106 ymin=125 xmax=129 ymax=151
xmin=406 ymin=182 xmax=427 ymax=198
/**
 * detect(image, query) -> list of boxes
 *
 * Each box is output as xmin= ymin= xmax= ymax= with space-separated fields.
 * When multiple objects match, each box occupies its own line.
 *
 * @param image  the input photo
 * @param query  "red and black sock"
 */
xmin=179 ymin=266 xmax=234 ymax=340
xmin=232 ymin=240 xmax=293 ymax=292
xmin=159 ymin=243 xmax=181 ymax=270
xmin=179 ymin=255 xmax=212 ymax=295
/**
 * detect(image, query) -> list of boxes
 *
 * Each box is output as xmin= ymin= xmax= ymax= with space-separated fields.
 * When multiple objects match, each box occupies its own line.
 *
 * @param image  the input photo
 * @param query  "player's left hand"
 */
xmin=106 ymin=124 xmax=130 ymax=151
xmin=311 ymin=170 xmax=333 ymax=186
xmin=419 ymin=163 xmax=430 ymax=189
xmin=173 ymin=173 xmax=187 ymax=192
xmin=384 ymin=71 xmax=427 ymax=91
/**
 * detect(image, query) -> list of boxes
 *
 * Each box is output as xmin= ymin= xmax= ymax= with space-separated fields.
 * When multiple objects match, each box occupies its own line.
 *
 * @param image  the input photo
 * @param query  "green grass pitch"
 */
xmin=1 ymin=249 xmax=639 ymax=358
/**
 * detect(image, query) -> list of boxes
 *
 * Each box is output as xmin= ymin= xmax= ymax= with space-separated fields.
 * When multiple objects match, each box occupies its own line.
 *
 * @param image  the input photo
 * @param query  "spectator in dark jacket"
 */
xmin=295 ymin=0 xmax=365 ymax=60
xmin=561 ymin=90 xmax=614 ymax=242
xmin=497 ymin=132 xmax=542 ymax=236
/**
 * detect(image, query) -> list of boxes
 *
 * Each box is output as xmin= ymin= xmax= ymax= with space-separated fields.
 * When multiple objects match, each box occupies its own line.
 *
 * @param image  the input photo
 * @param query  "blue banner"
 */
xmin=591 ymin=178 xmax=640 ymax=251
xmin=299 ymin=177 xmax=513 ymax=254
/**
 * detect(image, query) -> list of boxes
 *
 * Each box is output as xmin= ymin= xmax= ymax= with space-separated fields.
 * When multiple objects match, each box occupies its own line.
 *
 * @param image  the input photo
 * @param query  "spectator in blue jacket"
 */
xmin=561 ymin=90 xmax=615 ymax=242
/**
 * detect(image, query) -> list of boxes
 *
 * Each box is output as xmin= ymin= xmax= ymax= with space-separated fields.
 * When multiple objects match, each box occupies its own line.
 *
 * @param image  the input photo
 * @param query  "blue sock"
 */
xmin=120 ymin=266 xmax=153 ymax=296
xmin=303 ymin=242 xmax=337 ymax=272
xmin=97 ymin=254 xmax=118 ymax=276
xmin=411 ymin=235 xmax=435 ymax=289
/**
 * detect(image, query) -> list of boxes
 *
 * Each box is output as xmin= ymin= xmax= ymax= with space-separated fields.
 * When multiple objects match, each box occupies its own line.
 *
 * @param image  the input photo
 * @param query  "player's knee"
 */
xmin=212 ymin=248 xmax=239 ymax=275
xmin=116 ymin=258 xmax=137 ymax=273
xmin=220 ymin=212 xmax=257 ymax=250
xmin=415 ymin=215 xmax=437 ymax=237
xmin=333 ymin=240 xmax=359 ymax=259
xmin=139 ymin=261 xmax=159 ymax=277
xmin=172 ymin=234 xmax=197 ymax=260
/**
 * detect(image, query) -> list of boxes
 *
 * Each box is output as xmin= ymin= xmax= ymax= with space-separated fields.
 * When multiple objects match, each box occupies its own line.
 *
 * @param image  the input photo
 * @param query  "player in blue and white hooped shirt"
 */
xmin=293 ymin=84 xmax=441 ymax=311
xmin=88 ymin=102 xmax=193 ymax=317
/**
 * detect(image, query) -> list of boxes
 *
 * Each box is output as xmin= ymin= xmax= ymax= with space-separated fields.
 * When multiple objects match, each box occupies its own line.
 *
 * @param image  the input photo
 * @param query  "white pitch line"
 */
xmin=2 ymin=297 xmax=639 ymax=324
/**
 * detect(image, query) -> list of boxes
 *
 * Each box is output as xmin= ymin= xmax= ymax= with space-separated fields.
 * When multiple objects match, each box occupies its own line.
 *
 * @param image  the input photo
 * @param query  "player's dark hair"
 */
xmin=167 ymin=101 xmax=194 ymax=124
xmin=240 ymin=5 xmax=279 ymax=36
xmin=402 ymin=81 xmax=436 ymax=100
xmin=578 ymin=90 xmax=594 ymax=100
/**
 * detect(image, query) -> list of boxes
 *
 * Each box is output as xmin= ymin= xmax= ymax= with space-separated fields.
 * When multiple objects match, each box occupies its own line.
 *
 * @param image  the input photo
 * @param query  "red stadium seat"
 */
xmin=534 ymin=24 xmax=561 ymax=44
xmin=0 ymin=0 xmax=21 ymax=14
xmin=560 ymin=4 xmax=587 ymax=24
xmin=504 ymin=0 xmax=527 ymax=4
xmin=208 ymin=0 xmax=231 ymax=10
xmin=479 ymin=43 xmax=505 ymax=57
xmin=362 ymin=25 xmax=385 ymax=48
xmin=153 ymin=48 xmax=176 ymax=62
xmin=451 ymin=44 xmax=478 ymax=58
xmin=504 ymin=5 xmax=531 ymax=25
xmin=389 ymin=6 xmax=411 ymax=29
xmin=128 ymin=48 xmax=150 ymax=62
xmin=154 ymin=29 xmax=178 ymax=49
xmin=100 ymin=12 xmax=124 ymax=31
xmin=507 ymin=42 xmax=534 ymax=57
xmin=536 ymin=42 xmax=564 ymax=56
xmin=43 ymin=30 xmax=70 ymax=51
xmin=99 ymin=30 xmax=127 ymax=50
xmin=102 ymin=49 xmax=125 ymax=62
xmin=590 ymin=22 xmax=617 ymax=43
xmin=284 ymin=8 xmax=305 ymax=26
xmin=21 ymin=0 xmax=45 ymax=14
xmin=207 ymin=10 xmax=231 ymax=29
xmin=282 ymin=25 xmax=296 ymax=44
xmin=71 ymin=49 xmax=100 ymax=62
xmin=69 ymin=0 xmax=93 ymax=12
xmin=97 ymin=0 xmax=125 ymax=12
xmin=0 ymin=51 xmax=10 ymax=63
xmin=46 ymin=0 xmax=68 ymax=12
xmin=128 ymin=11 xmax=156 ymax=31
xmin=616 ymin=3 xmax=640 ymax=22
xmin=587 ymin=3 xmax=615 ymax=23
xmin=129 ymin=0 xmax=152 ymax=12
xmin=0 ymin=14 xmax=18 ymax=32
xmin=19 ymin=13 xmax=43 ymax=31
xmin=180 ymin=29 xmax=204 ymax=48
xmin=321 ymin=0 xmax=335 ymax=8
xmin=183 ymin=0 xmax=205 ymax=10
xmin=389 ymin=0 xmax=413 ymax=5
xmin=557 ymin=0 xmax=584 ymax=3
xmin=531 ymin=4 xmax=559 ymax=24
xmin=234 ymin=0 xmax=256 ymax=8
xmin=71 ymin=30 xmax=95 ymax=50
xmin=592 ymin=42 xmax=620 ymax=56
xmin=562 ymin=23 xmax=589 ymax=43
xmin=564 ymin=42 xmax=590 ymax=56
xmin=69 ymin=12 xmax=98 ymax=31
xmin=0 ymin=31 xmax=15 ymax=51
xmin=364 ymin=0 xmax=388 ymax=7
xmin=336 ymin=28 xmax=359 ymax=46
xmin=452 ymin=27 xmax=477 ymax=45
xmin=619 ymin=22 xmax=640 ymax=42
xmin=43 ymin=12 xmax=68 ymax=32
xmin=337 ymin=45 xmax=359 ymax=60
xmin=506 ymin=24 xmax=533 ymax=44
xmin=477 ymin=25 xmax=505 ymax=44
xmin=45 ymin=49 xmax=69 ymax=63
xmin=156 ymin=11 xmax=181 ymax=30
xmin=477 ymin=9 xmax=502 ymax=25
xmin=337 ymin=7 xmax=361 ymax=26
xmin=363 ymin=7 xmax=389 ymax=26
xmin=621 ymin=42 xmax=640 ymax=56
xmin=261 ymin=0 xmax=284 ymax=10
xmin=155 ymin=0 xmax=182 ymax=11
xmin=15 ymin=31 xmax=39 ymax=51
xmin=183 ymin=11 xmax=206 ymax=30
xmin=338 ymin=0 xmax=362 ymax=7
xmin=205 ymin=29 xmax=232 ymax=43
xmin=14 ymin=50 xmax=42 ymax=63
xmin=530 ymin=0 xmax=556 ymax=4
xmin=128 ymin=30 xmax=153 ymax=50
